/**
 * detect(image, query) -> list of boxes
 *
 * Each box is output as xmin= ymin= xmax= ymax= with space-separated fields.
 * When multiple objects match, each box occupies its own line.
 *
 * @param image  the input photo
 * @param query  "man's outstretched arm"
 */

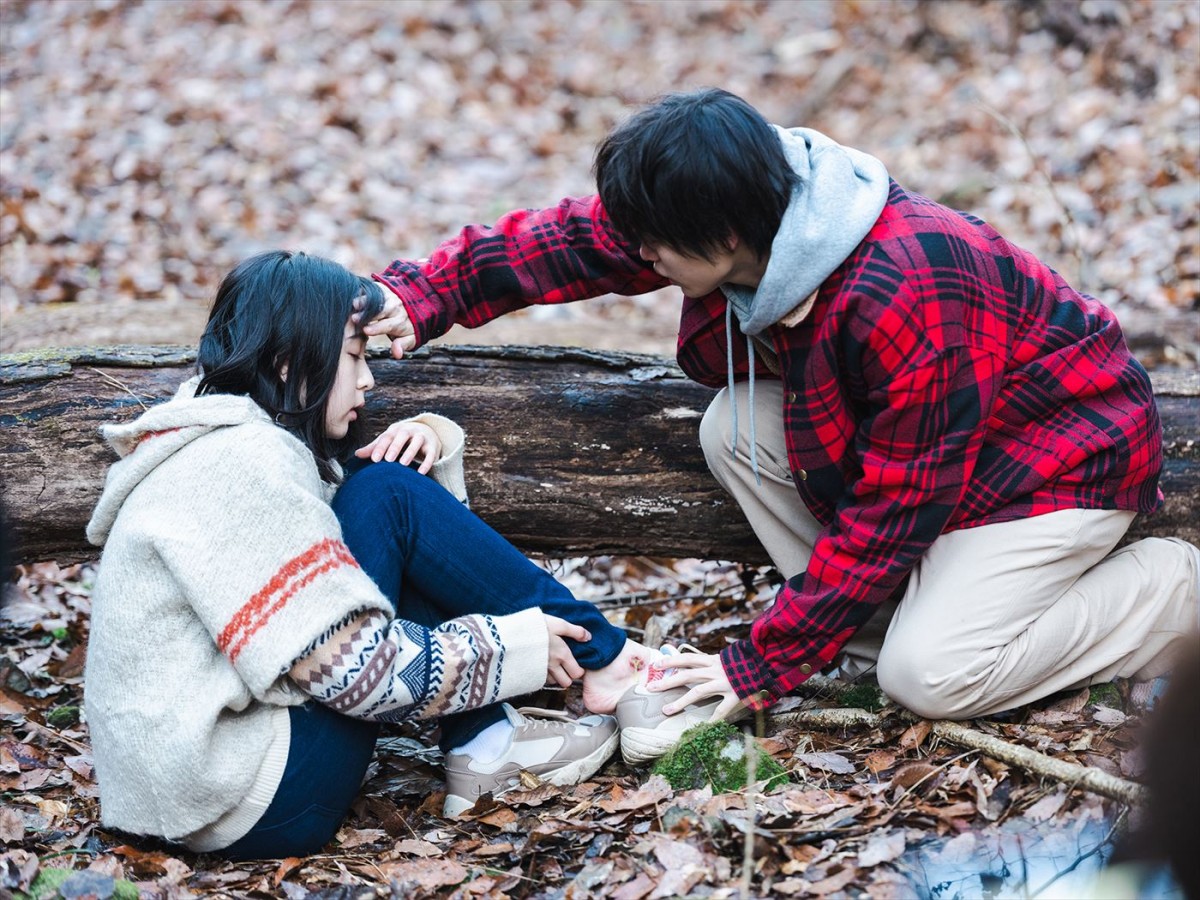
xmin=366 ymin=195 xmax=666 ymax=357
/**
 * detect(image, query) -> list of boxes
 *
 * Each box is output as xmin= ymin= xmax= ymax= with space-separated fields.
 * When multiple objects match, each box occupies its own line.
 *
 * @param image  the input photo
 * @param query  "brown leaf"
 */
xmin=980 ymin=757 xmax=1010 ymax=779
xmin=780 ymin=843 xmax=823 ymax=874
xmin=915 ymin=799 xmax=978 ymax=825
xmin=377 ymin=859 xmax=468 ymax=891
xmin=63 ymin=755 xmax=93 ymax=781
xmin=1091 ymin=705 xmax=1127 ymax=726
xmin=0 ymin=740 xmax=45 ymax=771
xmin=497 ymin=783 xmax=562 ymax=808
xmin=1029 ymin=687 xmax=1090 ymax=724
xmin=476 ymin=807 xmax=519 ymax=827
xmin=337 ymin=828 xmax=388 ymax=850
xmin=54 ymin=644 xmax=87 ymax=680
xmin=892 ymin=761 xmax=940 ymax=791
xmin=0 ymin=807 xmax=24 ymax=843
xmin=0 ymin=744 xmax=20 ymax=775
xmin=648 ymin=835 xmax=719 ymax=899
xmin=517 ymin=769 xmax=543 ymax=790
xmin=106 ymin=845 xmax=179 ymax=878
xmin=795 ymin=751 xmax=856 ymax=775
xmin=864 ymin=749 xmax=897 ymax=773
xmin=611 ymin=872 xmax=658 ymax=900
xmin=807 ymin=863 xmax=861 ymax=895
xmin=857 ymin=829 xmax=907 ymax=867
xmin=415 ymin=791 xmax=447 ymax=818
xmin=32 ymin=798 xmax=68 ymax=823
xmin=777 ymin=787 xmax=857 ymax=816
xmin=391 ymin=838 xmax=443 ymax=857
xmin=84 ymin=855 xmax=125 ymax=881
xmin=12 ymin=769 xmax=51 ymax=791
xmin=271 ymin=857 xmax=303 ymax=888
xmin=1025 ymin=789 xmax=1068 ymax=822
xmin=596 ymin=775 xmax=674 ymax=813
xmin=898 ymin=719 xmax=931 ymax=751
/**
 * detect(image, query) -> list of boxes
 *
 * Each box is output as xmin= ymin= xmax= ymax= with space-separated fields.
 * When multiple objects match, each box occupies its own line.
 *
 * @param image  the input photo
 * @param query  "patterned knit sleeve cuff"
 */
xmin=407 ymin=413 xmax=468 ymax=504
xmin=489 ymin=607 xmax=550 ymax=702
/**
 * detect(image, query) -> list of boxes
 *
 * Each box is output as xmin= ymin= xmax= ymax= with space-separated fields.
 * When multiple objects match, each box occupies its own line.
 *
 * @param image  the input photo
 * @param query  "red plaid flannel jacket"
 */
xmin=375 ymin=184 xmax=1163 ymax=708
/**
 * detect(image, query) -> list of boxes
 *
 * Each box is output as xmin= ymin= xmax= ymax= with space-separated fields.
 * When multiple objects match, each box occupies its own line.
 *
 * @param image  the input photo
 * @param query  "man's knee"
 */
xmin=876 ymin=642 xmax=981 ymax=720
xmin=699 ymin=389 xmax=733 ymax=474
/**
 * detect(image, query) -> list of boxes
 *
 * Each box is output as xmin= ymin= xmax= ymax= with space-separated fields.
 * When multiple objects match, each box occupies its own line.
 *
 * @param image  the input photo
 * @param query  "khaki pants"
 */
xmin=700 ymin=380 xmax=1199 ymax=719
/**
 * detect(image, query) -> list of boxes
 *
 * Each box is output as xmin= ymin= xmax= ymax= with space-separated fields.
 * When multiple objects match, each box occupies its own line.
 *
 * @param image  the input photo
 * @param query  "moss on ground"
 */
xmin=838 ymin=682 xmax=889 ymax=711
xmin=652 ymin=721 xmax=789 ymax=792
xmin=1089 ymin=682 xmax=1124 ymax=709
xmin=22 ymin=867 xmax=139 ymax=900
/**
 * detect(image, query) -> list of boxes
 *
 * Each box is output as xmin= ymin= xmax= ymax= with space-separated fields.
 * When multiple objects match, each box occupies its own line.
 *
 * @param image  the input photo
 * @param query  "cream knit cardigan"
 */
xmin=84 ymin=379 xmax=549 ymax=850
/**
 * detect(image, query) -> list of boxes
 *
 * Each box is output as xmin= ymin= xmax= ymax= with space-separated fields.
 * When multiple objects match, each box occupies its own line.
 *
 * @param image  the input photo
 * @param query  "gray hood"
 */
xmin=723 ymin=125 xmax=890 ymax=336
xmin=719 ymin=127 xmax=888 ymax=483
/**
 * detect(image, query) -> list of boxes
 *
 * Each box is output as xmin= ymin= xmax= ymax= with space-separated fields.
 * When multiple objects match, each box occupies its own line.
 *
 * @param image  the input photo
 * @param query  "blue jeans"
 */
xmin=224 ymin=461 xmax=625 ymax=859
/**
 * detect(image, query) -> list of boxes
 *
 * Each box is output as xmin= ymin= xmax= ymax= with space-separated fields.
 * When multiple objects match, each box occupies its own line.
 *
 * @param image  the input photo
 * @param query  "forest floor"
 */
xmin=0 ymin=557 xmax=1173 ymax=899
xmin=2 ymin=1 xmax=1197 ymax=897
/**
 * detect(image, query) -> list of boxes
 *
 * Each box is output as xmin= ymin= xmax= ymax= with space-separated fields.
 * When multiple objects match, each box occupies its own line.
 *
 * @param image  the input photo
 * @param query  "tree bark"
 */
xmin=1 ymin=345 xmax=1196 ymax=566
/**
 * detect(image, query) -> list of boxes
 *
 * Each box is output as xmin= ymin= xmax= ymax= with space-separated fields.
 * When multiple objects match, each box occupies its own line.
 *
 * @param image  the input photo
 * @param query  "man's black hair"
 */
xmin=593 ymin=88 xmax=798 ymax=262
xmin=197 ymin=251 xmax=385 ymax=482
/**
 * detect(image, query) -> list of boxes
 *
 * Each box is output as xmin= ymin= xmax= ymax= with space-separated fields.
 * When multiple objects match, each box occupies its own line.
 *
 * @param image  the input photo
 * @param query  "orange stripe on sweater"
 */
xmin=135 ymin=427 xmax=182 ymax=448
xmin=218 ymin=538 xmax=359 ymax=662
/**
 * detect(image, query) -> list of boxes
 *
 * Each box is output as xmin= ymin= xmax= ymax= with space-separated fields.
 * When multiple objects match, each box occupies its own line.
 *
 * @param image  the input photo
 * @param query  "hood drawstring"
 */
xmin=725 ymin=302 xmax=762 ymax=486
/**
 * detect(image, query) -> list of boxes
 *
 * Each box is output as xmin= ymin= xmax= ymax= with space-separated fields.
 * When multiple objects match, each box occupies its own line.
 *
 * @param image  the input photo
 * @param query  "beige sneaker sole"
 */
xmin=619 ymin=705 xmax=750 ymax=765
xmin=443 ymin=730 xmax=620 ymax=816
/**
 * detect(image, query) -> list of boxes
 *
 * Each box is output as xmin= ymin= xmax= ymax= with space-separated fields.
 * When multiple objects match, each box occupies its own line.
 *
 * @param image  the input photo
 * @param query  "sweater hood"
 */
xmin=723 ymin=125 xmax=890 ymax=336
xmin=86 ymin=378 xmax=271 ymax=546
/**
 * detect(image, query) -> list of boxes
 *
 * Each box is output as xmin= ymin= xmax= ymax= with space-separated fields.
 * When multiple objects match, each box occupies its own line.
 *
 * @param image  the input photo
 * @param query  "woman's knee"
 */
xmin=341 ymin=459 xmax=427 ymax=495
xmin=335 ymin=461 xmax=430 ymax=515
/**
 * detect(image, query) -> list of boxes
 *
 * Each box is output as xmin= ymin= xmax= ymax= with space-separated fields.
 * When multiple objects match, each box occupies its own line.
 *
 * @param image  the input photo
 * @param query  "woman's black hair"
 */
xmin=593 ymin=88 xmax=798 ymax=262
xmin=197 ymin=251 xmax=386 ymax=481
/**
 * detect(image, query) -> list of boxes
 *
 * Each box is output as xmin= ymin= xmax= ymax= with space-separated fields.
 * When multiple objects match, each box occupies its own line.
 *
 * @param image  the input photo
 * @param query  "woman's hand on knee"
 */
xmin=543 ymin=615 xmax=590 ymax=688
xmin=355 ymin=421 xmax=442 ymax=472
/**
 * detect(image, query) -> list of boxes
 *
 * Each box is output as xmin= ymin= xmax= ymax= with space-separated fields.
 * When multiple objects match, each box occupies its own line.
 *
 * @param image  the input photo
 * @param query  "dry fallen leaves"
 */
xmin=0 ymin=0 xmax=1196 ymax=367
xmin=2 ymin=552 xmax=1154 ymax=897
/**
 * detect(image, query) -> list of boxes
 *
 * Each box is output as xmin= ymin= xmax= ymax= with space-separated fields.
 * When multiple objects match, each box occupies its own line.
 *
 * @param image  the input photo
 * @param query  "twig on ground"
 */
xmin=740 ymin=726 xmax=758 ymax=899
xmin=768 ymin=706 xmax=1147 ymax=807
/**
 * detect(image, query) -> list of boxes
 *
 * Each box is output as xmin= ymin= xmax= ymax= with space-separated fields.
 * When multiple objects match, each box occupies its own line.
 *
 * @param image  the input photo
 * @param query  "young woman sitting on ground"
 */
xmin=84 ymin=250 xmax=653 ymax=859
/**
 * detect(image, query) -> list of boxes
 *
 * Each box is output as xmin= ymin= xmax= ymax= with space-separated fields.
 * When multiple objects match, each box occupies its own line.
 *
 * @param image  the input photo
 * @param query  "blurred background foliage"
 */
xmin=1 ymin=0 xmax=1197 ymax=363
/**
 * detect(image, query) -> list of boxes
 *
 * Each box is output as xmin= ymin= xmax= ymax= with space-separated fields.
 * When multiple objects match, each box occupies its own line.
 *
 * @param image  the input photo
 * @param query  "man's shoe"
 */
xmin=443 ymin=704 xmax=619 ymax=816
xmin=614 ymin=646 xmax=747 ymax=765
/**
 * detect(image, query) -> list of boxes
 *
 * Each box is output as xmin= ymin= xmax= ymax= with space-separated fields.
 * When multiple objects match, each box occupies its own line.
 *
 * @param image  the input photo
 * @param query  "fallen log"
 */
xmin=1 ymin=345 xmax=1196 ymax=565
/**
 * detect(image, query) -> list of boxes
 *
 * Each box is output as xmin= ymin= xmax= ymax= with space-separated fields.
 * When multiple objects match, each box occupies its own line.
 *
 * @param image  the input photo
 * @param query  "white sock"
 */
xmin=451 ymin=719 xmax=515 ymax=763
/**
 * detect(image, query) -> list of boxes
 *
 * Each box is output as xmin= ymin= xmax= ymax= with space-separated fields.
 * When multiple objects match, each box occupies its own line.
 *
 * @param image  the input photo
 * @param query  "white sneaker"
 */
xmin=614 ymin=645 xmax=747 ymax=765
